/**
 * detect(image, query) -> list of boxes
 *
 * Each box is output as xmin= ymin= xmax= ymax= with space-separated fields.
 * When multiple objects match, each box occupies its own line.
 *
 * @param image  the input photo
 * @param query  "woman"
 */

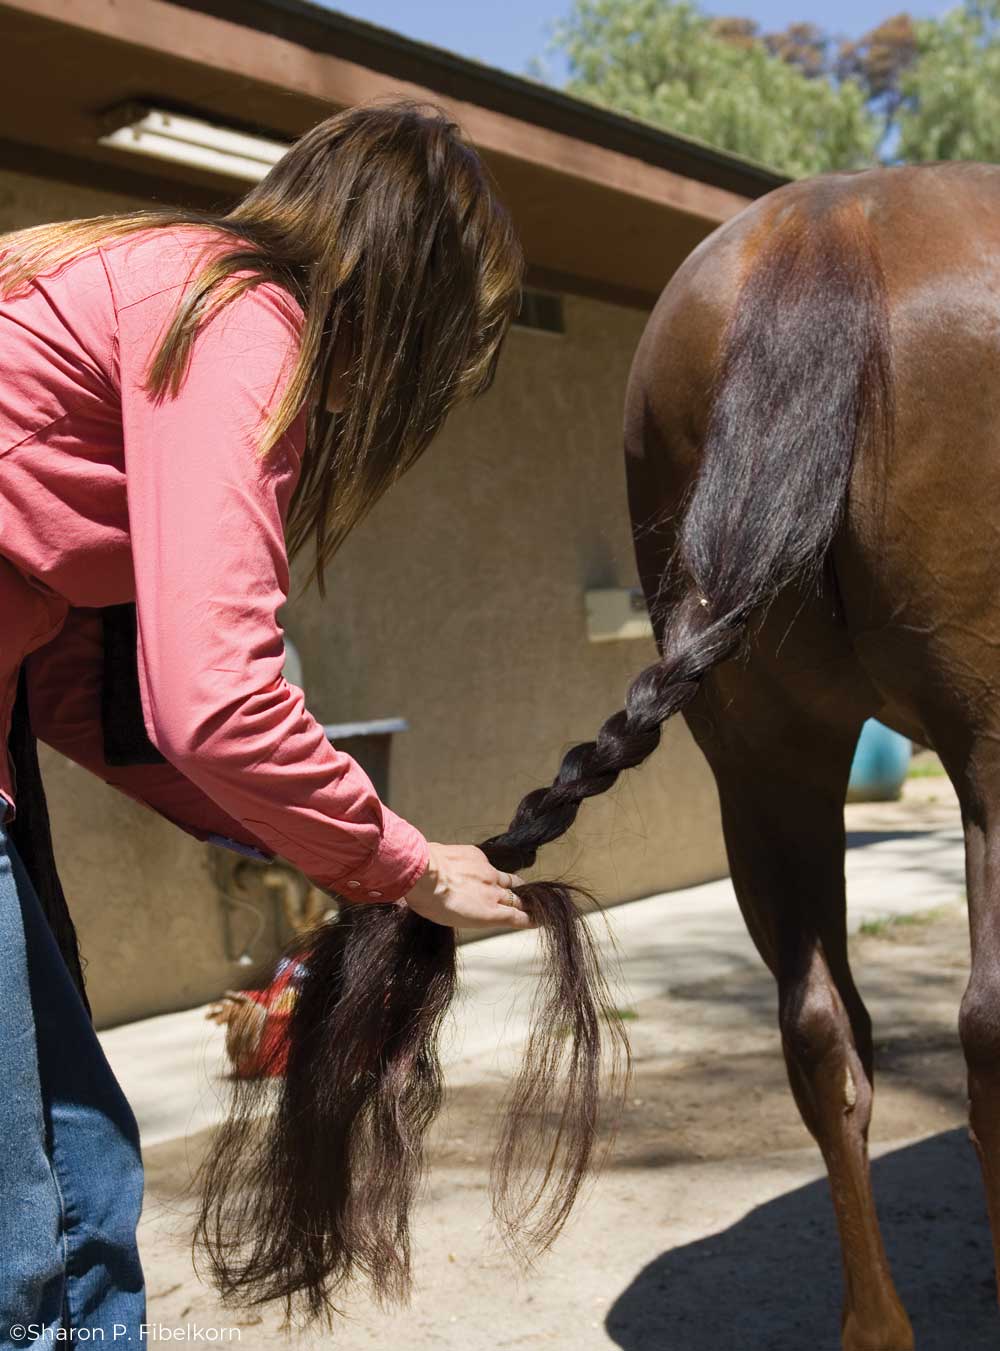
xmin=0 ymin=102 xmax=548 ymax=1342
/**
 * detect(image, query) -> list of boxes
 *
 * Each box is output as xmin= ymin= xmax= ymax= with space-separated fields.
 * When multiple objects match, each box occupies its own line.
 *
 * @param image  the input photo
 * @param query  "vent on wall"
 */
xmin=514 ymin=289 xmax=564 ymax=334
xmin=585 ymin=588 xmax=654 ymax=643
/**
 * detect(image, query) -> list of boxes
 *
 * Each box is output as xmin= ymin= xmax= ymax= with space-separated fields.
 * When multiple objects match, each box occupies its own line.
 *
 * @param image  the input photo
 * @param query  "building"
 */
xmin=0 ymin=0 xmax=786 ymax=1027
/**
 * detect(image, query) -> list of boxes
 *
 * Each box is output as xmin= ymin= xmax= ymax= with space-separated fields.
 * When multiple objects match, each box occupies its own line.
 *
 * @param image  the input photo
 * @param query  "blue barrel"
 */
xmin=847 ymin=718 xmax=912 ymax=802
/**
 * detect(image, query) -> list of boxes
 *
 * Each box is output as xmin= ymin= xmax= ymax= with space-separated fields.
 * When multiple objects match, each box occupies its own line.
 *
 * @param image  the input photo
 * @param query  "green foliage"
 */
xmin=552 ymin=0 xmax=881 ymax=176
xmin=897 ymin=0 xmax=1000 ymax=162
xmin=837 ymin=13 xmax=918 ymax=111
xmin=545 ymin=0 xmax=1000 ymax=174
xmin=857 ymin=907 xmax=946 ymax=938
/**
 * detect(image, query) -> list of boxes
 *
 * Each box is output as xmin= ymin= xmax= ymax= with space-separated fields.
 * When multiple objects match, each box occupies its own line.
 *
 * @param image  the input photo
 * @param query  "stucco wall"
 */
xmin=285 ymin=295 xmax=729 ymax=900
xmin=0 ymin=167 xmax=150 ymax=231
xmin=2 ymin=167 xmax=728 ymax=1029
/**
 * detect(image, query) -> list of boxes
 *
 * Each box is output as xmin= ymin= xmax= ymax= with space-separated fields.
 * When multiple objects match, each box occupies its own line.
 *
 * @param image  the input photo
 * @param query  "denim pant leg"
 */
xmin=0 ymin=812 xmax=146 ymax=1346
xmin=0 ymin=820 xmax=64 ymax=1343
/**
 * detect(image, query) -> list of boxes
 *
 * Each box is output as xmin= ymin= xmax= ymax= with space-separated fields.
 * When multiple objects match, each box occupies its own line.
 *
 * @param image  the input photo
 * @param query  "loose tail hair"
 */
xmin=195 ymin=195 xmax=894 ymax=1319
xmin=196 ymin=871 xmax=627 ymax=1319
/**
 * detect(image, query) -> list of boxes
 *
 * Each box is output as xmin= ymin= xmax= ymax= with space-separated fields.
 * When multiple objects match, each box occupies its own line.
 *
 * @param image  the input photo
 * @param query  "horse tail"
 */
xmin=195 ymin=195 xmax=894 ymax=1320
xmin=478 ymin=193 xmax=894 ymax=1233
xmin=485 ymin=194 xmax=894 ymax=872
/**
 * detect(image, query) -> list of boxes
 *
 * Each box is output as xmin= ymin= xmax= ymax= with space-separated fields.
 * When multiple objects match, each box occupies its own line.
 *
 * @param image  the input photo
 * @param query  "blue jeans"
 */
xmin=0 ymin=804 xmax=145 ymax=1346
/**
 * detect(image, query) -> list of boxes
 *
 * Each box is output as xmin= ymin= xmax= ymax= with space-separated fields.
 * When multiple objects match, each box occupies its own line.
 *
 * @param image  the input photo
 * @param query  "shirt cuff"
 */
xmin=335 ymin=807 xmax=430 ymax=903
xmin=203 ymin=833 xmax=275 ymax=863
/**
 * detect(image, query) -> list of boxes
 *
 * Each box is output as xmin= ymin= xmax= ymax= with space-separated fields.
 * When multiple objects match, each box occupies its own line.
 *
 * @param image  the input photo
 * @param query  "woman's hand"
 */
xmin=403 ymin=843 xmax=532 ymax=931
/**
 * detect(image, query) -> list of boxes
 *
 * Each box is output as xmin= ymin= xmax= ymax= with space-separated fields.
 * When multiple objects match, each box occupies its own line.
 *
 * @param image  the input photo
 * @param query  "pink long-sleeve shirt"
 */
xmin=0 ymin=223 xmax=429 ymax=903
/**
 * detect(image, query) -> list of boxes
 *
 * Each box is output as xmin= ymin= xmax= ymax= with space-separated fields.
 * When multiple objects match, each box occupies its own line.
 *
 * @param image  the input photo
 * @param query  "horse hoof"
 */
xmin=842 ymin=1308 xmax=915 ymax=1351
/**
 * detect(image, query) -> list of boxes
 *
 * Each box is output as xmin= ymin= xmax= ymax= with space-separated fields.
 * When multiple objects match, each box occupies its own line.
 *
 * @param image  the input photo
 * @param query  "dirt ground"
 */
xmin=138 ymin=854 xmax=999 ymax=1350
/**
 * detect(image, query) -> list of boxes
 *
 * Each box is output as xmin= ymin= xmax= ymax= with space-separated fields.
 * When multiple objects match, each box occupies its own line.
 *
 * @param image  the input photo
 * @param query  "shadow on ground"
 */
xmin=846 ymin=827 xmax=941 ymax=849
xmin=606 ymin=1129 xmax=997 ymax=1351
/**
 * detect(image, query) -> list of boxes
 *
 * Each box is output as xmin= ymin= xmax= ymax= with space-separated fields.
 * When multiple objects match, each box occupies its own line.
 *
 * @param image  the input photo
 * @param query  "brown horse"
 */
xmin=198 ymin=159 xmax=999 ymax=1345
xmin=623 ymin=159 xmax=1000 ymax=1351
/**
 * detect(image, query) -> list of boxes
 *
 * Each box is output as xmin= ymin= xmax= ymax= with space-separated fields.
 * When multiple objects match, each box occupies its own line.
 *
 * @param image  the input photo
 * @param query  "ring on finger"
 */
xmin=499 ymin=888 xmax=520 ymax=909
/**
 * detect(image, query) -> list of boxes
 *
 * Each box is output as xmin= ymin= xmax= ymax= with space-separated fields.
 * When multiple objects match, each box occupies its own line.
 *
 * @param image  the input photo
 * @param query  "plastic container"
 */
xmin=847 ymin=718 xmax=912 ymax=802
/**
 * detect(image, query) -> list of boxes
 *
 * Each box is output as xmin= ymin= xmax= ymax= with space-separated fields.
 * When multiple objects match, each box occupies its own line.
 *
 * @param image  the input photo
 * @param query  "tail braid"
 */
xmin=482 ymin=594 xmax=745 ymax=872
xmin=486 ymin=198 xmax=893 ymax=878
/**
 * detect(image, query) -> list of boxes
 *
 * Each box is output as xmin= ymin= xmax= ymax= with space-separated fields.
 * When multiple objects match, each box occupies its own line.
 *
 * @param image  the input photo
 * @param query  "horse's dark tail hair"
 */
xmin=484 ymin=195 xmax=894 ymax=870
xmin=194 ymin=195 xmax=894 ymax=1321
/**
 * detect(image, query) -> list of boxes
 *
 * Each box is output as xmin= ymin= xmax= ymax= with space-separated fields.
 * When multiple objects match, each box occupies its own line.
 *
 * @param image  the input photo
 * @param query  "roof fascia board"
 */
xmin=0 ymin=0 xmax=773 ymax=227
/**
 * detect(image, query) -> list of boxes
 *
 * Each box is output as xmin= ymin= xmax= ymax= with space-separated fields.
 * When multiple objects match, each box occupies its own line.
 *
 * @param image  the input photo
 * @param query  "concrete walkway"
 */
xmin=99 ymin=774 xmax=966 ymax=1148
xmin=126 ymin=770 xmax=991 ymax=1351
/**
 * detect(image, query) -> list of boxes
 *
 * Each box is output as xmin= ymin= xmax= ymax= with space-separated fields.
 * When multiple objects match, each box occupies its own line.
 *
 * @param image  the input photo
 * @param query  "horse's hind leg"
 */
xmin=686 ymin=666 xmax=913 ymax=1351
xmin=951 ymin=746 xmax=1000 ymax=1300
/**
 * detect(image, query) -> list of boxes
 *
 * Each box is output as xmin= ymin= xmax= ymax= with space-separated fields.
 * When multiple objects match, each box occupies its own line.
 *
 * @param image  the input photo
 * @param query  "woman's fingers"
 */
xmin=405 ymin=843 xmax=536 ymax=930
xmin=497 ymin=906 xmax=534 ymax=931
xmin=492 ymin=869 xmax=532 ymax=927
xmin=492 ymin=888 xmax=534 ymax=929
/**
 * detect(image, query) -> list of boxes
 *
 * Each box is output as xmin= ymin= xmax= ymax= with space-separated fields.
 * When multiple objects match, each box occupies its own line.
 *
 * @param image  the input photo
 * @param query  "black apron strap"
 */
xmin=8 ymin=664 xmax=92 ymax=1019
xmin=100 ymin=603 xmax=166 ymax=766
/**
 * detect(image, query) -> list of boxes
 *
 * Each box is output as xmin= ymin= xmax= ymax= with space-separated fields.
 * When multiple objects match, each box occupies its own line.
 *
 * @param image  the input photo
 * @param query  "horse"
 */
xmin=199 ymin=158 xmax=999 ymax=1348
xmin=619 ymin=158 xmax=1000 ymax=1351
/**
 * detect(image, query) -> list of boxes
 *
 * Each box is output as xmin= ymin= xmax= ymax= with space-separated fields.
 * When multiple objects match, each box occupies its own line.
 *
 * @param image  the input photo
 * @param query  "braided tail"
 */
xmin=483 ymin=594 xmax=744 ymax=872
xmin=485 ymin=195 xmax=893 ymax=874
xmin=481 ymin=192 xmax=893 ymax=1241
xmin=195 ymin=195 xmax=894 ymax=1321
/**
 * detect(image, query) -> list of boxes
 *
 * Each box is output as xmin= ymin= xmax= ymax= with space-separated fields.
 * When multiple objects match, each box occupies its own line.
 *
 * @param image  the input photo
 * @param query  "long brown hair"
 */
xmin=0 ymin=100 xmax=524 ymax=594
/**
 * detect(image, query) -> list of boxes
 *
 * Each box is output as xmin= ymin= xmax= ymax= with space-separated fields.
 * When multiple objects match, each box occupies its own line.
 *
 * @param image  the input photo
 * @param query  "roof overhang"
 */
xmin=0 ymin=0 xmax=788 ymax=307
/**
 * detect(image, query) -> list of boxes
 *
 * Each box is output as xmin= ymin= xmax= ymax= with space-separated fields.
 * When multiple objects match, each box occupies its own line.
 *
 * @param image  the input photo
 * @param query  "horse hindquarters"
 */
xmin=621 ymin=166 xmax=927 ymax=1347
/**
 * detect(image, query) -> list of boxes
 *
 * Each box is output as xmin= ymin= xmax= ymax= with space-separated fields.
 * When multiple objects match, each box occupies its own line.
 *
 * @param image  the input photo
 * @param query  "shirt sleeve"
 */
xmin=23 ymin=606 xmax=277 ymax=857
xmin=113 ymin=277 xmax=429 ymax=903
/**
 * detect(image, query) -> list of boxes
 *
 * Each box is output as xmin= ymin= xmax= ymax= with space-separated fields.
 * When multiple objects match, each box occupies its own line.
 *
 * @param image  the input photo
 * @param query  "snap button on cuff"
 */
xmin=369 ymin=890 xmax=383 ymax=898
xmin=346 ymin=880 xmax=361 ymax=889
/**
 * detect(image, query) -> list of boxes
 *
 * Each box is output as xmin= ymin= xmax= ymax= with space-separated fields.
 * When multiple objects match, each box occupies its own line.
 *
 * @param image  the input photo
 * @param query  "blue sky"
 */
xmin=320 ymin=1 xmax=954 ymax=81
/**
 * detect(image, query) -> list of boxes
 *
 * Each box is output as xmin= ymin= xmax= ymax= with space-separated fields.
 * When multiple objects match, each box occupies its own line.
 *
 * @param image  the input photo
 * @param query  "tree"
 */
xmin=707 ymin=16 xmax=759 ymax=52
xmin=765 ymin=23 xmax=832 ymax=80
xmin=837 ymin=12 xmax=919 ymax=122
xmin=896 ymin=0 xmax=1000 ymax=162
xmin=552 ymin=0 xmax=881 ymax=177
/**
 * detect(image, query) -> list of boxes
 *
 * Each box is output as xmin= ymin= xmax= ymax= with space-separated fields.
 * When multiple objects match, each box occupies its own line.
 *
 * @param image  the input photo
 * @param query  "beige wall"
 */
xmin=2 ymin=167 xmax=728 ymax=1029
xmin=0 ymin=167 xmax=150 ymax=231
